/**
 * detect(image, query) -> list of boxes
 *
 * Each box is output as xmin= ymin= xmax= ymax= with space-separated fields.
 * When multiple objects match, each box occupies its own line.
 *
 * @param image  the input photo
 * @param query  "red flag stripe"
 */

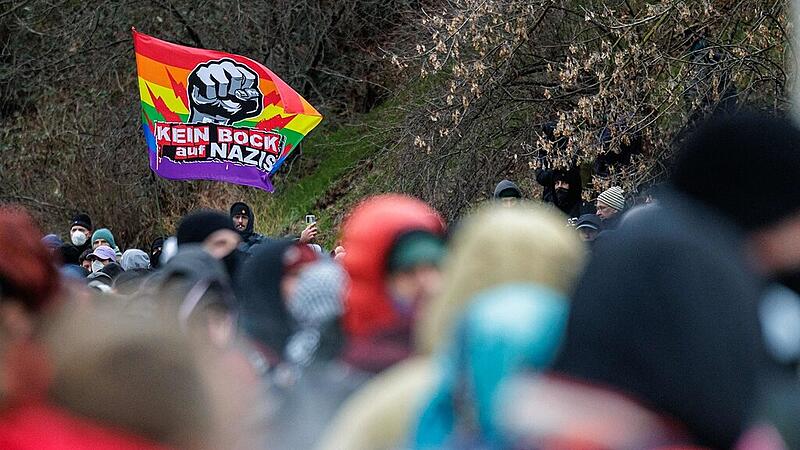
xmin=133 ymin=30 xmax=304 ymax=114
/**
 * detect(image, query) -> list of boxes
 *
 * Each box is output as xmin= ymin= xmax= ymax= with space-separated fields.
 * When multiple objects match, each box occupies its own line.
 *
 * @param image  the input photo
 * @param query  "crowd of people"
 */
xmin=2 ymin=111 xmax=800 ymax=449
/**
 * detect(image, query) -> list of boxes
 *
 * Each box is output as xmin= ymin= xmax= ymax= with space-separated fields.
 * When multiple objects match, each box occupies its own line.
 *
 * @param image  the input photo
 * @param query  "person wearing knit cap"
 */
xmin=263 ymin=259 xmax=365 ymax=450
xmin=596 ymin=186 xmax=626 ymax=230
xmin=553 ymin=112 xmax=800 ymax=449
xmin=339 ymin=194 xmax=446 ymax=373
xmin=61 ymin=212 xmax=93 ymax=265
xmin=176 ymin=209 xmax=243 ymax=279
xmin=91 ymin=228 xmax=117 ymax=251
xmin=41 ymin=234 xmax=63 ymax=255
xmin=70 ymin=212 xmax=92 ymax=234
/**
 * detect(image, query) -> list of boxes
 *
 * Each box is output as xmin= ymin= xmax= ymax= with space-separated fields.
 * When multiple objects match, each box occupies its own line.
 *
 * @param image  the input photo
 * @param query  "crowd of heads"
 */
xmin=2 ymin=111 xmax=800 ymax=449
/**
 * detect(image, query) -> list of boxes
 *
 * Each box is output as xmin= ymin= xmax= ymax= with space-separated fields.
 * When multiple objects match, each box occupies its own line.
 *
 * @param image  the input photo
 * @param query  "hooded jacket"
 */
xmin=413 ymin=284 xmax=570 ymax=449
xmin=151 ymin=245 xmax=235 ymax=318
xmin=149 ymin=237 xmax=165 ymax=269
xmin=342 ymin=195 xmax=445 ymax=337
xmin=318 ymin=203 xmax=585 ymax=450
xmin=340 ymin=194 xmax=445 ymax=372
xmin=236 ymin=240 xmax=297 ymax=358
xmin=410 ymin=204 xmax=585 ymax=448
xmin=492 ymin=180 xmax=521 ymax=199
xmin=120 ymin=249 xmax=150 ymax=271
xmin=230 ymin=202 xmax=267 ymax=253
xmin=553 ymin=192 xmax=766 ymax=448
xmin=536 ymin=167 xmax=593 ymax=218
xmin=417 ymin=203 xmax=585 ymax=355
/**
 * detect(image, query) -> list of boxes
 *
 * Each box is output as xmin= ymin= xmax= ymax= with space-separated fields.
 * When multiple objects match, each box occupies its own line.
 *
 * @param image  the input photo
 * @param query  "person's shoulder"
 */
xmin=239 ymin=233 xmax=275 ymax=255
xmin=247 ymin=232 xmax=266 ymax=244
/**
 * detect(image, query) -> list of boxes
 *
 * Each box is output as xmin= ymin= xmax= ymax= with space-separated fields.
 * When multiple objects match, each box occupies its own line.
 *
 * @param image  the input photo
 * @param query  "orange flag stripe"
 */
xmin=135 ymin=53 xmax=190 ymax=87
xmin=136 ymin=53 xmax=281 ymax=104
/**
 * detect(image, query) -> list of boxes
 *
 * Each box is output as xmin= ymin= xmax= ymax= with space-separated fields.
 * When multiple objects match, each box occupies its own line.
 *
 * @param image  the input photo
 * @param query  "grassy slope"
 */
xmin=245 ymin=72 xmax=448 ymax=248
xmin=246 ymin=96 xmax=405 ymax=248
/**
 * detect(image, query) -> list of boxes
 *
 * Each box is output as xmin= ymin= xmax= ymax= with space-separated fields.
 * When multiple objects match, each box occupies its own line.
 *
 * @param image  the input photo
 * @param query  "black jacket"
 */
xmin=600 ymin=212 xmax=622 ymax=231
xmin=99 ymin=262 xmax=123 ymax=280
xmin=553 ymin=191 xmax=767 ymax=448
xmin=535 ymin=167 xmax=594 ymax=218
xmin=61 ymin=241 xmax=91 ymax=265
xmin=237 ymin=240 xmax=296 ymax=357
xmin=492 ymin=179 xmax=522 ymax=199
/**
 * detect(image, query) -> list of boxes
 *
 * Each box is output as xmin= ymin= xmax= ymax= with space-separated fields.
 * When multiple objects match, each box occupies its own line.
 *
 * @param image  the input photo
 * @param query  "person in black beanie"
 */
xmin=230 ymin=202 xmax=269 ymax=254
xmin=553 ymin=112 xmax=800 ymax=449
xmin=176 ymin=209 xmax=244 ymax=280
xmin=61 ymin=212 xmax=93 ymax=265
xmin=671 ymin=114 xmax=800 ymax=231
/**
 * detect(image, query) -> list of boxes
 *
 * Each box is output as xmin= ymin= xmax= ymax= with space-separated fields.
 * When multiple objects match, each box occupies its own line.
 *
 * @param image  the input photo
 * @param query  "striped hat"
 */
xmin=598 ymin=186 xmax=626 ymax=212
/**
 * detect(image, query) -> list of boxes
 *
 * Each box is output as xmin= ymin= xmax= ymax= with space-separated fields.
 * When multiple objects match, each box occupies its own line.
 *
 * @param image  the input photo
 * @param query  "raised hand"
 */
xmin=299 ymin=222 xmax=319 ymax=244
xmin=187 ymin=58 xmax=263 ymax=125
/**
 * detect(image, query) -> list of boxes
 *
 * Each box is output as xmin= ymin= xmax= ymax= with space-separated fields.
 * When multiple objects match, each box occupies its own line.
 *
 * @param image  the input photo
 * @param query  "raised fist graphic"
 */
xmin=188 ymin=58 xmax=263 ymax=125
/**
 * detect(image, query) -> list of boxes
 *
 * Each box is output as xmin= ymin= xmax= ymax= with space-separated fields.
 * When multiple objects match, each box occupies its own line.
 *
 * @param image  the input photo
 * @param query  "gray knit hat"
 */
xmin=597 ymin=186 xmax=626 ymax=212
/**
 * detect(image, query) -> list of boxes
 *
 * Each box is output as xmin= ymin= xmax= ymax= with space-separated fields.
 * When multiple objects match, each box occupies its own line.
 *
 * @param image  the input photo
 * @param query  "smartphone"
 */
xmin=305 ymin=214 xmax=317 ymax=225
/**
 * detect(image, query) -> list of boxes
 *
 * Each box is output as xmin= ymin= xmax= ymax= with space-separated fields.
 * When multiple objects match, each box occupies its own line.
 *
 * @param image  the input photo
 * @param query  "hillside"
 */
xmin=1 ymin=0 xmax=789 ymax=247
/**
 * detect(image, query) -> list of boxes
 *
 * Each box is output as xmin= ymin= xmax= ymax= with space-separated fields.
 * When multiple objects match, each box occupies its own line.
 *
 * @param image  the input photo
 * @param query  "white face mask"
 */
xmin=91 ymin=260 xmax=104 ymax=273
xmin=71 ymin=231 xmax=87 ymax=246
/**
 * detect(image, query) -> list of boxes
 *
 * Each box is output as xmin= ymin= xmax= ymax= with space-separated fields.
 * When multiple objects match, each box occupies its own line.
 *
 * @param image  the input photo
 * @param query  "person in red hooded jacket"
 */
xmin=340 ymin=194 xmax=446 ymax=373
xmin=0 ymin=206 xmax=174 ymax=450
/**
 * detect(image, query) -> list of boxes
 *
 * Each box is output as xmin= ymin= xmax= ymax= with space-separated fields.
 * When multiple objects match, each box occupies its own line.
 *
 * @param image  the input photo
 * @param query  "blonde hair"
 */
xmin=416 ymin=202 xmax=586 ymax=354
xmin=44 ymin=300 xmax=265 ymax=450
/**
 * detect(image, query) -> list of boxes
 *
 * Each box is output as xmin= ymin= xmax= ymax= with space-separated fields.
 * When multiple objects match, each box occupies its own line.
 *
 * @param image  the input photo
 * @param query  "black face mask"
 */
xmin=555 ymin=187 xmax=571 ymax=205
xmin=150 ymin=249 xmax=162 ymax=268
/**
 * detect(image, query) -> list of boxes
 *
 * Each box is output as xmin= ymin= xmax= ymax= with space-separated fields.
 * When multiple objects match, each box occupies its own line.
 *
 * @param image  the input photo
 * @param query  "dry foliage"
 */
xmin=0 ymin=0 xmax=790 ymax=241
xmin=384 ymin=0 xmax=788 ymax=220
xmin=0 ymin=0 xmax=416 ymax=246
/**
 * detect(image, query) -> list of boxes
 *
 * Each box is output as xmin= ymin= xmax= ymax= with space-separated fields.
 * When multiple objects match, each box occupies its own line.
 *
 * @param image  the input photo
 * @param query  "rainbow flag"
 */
xmin=133 ymin=29 xmax=322 ymax=192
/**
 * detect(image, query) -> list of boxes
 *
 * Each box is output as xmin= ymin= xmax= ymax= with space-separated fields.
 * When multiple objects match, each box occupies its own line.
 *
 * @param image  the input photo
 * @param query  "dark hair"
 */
xmin=79 ymin=248 xmax=92 ymax=264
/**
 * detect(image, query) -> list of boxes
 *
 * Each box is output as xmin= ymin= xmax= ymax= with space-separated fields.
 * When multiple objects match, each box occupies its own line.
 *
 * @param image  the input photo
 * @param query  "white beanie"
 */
xmin=598 ymin=186 xmax=626 ymax=212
